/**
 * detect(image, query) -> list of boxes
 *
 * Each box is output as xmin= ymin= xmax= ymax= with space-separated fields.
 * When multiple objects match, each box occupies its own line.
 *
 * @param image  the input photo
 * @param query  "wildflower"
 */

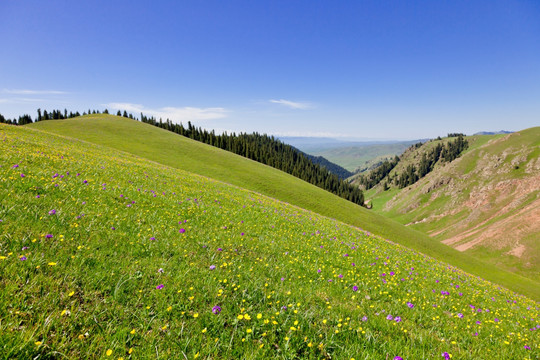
xmin=106 ymin=349 xmax=113 ymax=356
xmin=352 ymin=286 xmax=358 ymax=292
xmin=179 ymin=228 xmax=186 ymax=233
xmin=457 ymin=313 xmax=464 ymax=318
xmin=46 ymin=234 xmax=53 ymax=238
xmin=386 ymin=315 xmax=393 ymax=321
xmin=407 ymin=302 xmax=414 ymax=308
xmin=212 ymin=305 xmax=221 ymax=314
xmin=156 ymin=284 xmax=164 ymax=290
xmin=48 ymin=209 xmax=56 ymax=215
xmin=442 ymin=352 xmax=451 ymax=359
xmin=361 ymin=316 xmax=368 ymax=322
xmin=19 ymin=256 xmax=27 ymax=261
xmin=394 ymin=357 xmax=404 ymax=360
xmin=20 ymin=173 xmax=25 ymax=178
xmin=158 ymin=268 xmax=164 ymax=273
xmin=524 ymin=345 xmax=530 ymax=350
xmin=193 ymin=313 xmax=199 ymax=318
xmin=395 ymin=316 xmax=402 ymax=322
xmin=209 ymin=265 xmax=216 ymax=270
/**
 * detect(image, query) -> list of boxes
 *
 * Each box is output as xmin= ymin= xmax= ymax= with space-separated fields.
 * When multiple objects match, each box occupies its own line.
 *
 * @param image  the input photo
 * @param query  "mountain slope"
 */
xmin=27 ymin=116 xmax=540 ymax=300
xmin=2 ymin=124 xmax=538 ymax=358
xmin=300 ymin=152 xmax=353 ymax=179
xmin=364 ymin=128 xmax=540 ymax=281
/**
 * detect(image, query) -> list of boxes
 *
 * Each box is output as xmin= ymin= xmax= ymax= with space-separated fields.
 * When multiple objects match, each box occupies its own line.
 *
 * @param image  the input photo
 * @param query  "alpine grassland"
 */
xmin=2 ymin=123 xmax=538 ymax=359
xmin=362 ymin=128 xmax=540 ymax=283
xmin=29 ymin=116 xmax=540 ymax=301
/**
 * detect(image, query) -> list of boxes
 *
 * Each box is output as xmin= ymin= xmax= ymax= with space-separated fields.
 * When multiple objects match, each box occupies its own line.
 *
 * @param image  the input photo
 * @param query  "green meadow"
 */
xmin=29 ymin=116 xmax=540 ymax=301
xmin=1 ymin=122 xmax=538 ymax=359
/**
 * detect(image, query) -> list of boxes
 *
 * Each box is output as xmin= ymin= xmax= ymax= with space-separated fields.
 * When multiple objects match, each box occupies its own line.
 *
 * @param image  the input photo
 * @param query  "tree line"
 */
xmin=139 ymin=115 xmax=364 ymax=206
xmin=393 ymin=135 xmax=468 ymax=188
xmin=1 ymin=108 xmax=365 ymax=207
xmin=356 ymin=155 xmax=400 ymax=190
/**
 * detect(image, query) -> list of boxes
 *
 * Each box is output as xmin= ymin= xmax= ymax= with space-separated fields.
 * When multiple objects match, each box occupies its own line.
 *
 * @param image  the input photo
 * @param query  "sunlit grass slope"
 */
xmin=364 ymin=128 xmax=540 ymax=282
xmin=29 ymin=116 xmax=540 ymax=301
xmin=2 ymin=124 xmax=539 ymax=359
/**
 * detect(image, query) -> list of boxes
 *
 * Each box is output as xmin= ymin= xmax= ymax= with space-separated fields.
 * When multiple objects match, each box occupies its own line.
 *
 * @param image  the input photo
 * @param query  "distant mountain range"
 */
xmin=473 ymin=130 xmax=513 ymax=135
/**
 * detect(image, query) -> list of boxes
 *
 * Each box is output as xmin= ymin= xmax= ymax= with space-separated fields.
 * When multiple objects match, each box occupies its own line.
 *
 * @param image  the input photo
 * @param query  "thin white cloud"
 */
xmin=106 ymin=103 xmax=228 ymax=123
xmin=269 ymin=99 xmax=312 ymax=109
xmin=3 ymin=89 xmax=67 ymax=95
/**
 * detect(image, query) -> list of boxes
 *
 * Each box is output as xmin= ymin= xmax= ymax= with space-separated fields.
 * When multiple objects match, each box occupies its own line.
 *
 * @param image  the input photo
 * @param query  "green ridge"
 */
xmin=364 ymin=128 xmax=540 ymax=283
xmin=29 ymin=115 xmax=540 ymax=301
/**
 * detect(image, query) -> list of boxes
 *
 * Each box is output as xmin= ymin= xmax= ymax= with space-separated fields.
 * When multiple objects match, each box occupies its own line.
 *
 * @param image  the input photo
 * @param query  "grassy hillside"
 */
xmin=364 ymin=128 xmax=540 ymax=282
xmin=2 ymin=124 xmax=538 ymax=359
xmin=309 ymin=141 xmax=419 ymax=172
xmin=28 ymin=116 xmax=540 ymax=302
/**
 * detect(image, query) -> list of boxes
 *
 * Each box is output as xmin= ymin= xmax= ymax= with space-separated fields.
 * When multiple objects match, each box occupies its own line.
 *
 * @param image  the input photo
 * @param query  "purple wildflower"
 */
xmin=395 ymin=316 xmax=402 ymax=322
xmin=361 ymin=316 xmax=368 ymax=322
xmin=212 ymin=305 xmax=221 ymax=314
xmin=20 ymin=173 xmax=25 ymax=178
xmin=352 ymin=286 xmax=359 ymax=292
xmin=179 ymin=228 xmax=186 ymax=233
xmin=48 ymin=209 xmax=56 ymax=215
xmin=158 ymin=268 xmax=164 ymax=273
xmin=394 ymin=357 xmax=404 ymax=360
xmin=457 ymin=313 xmax=464 ymax=318
xmin=209 ymin=265 xmax=216 ymax=270
xmin=524 ymin=345 xmax=530 ymax=350
xmin=217 ymin=248 xmax=223 ymax=251
xmin=407 ymin=302 xmax=414 ymax=308
xmin=46 ymin=234 xmax=53 ymax=238
xmin=12 ymin=164 xmax=19 ymax=168
xmin=442 ymin=352 xmax=450 ymax=360
xmin=22 ymin=246 xmax=28 ymax=250
xmin=386 ymin=315 xmax=393 ymax=321
xmin=156 ymin=284 xmax=164 ymax=290
xmin=20 ymin=256 xmax=27 ymax=261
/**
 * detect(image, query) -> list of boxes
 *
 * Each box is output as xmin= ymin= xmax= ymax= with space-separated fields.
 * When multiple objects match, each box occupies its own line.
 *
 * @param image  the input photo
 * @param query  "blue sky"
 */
xmin=1 ymin=0 xmax=539 ymax=139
